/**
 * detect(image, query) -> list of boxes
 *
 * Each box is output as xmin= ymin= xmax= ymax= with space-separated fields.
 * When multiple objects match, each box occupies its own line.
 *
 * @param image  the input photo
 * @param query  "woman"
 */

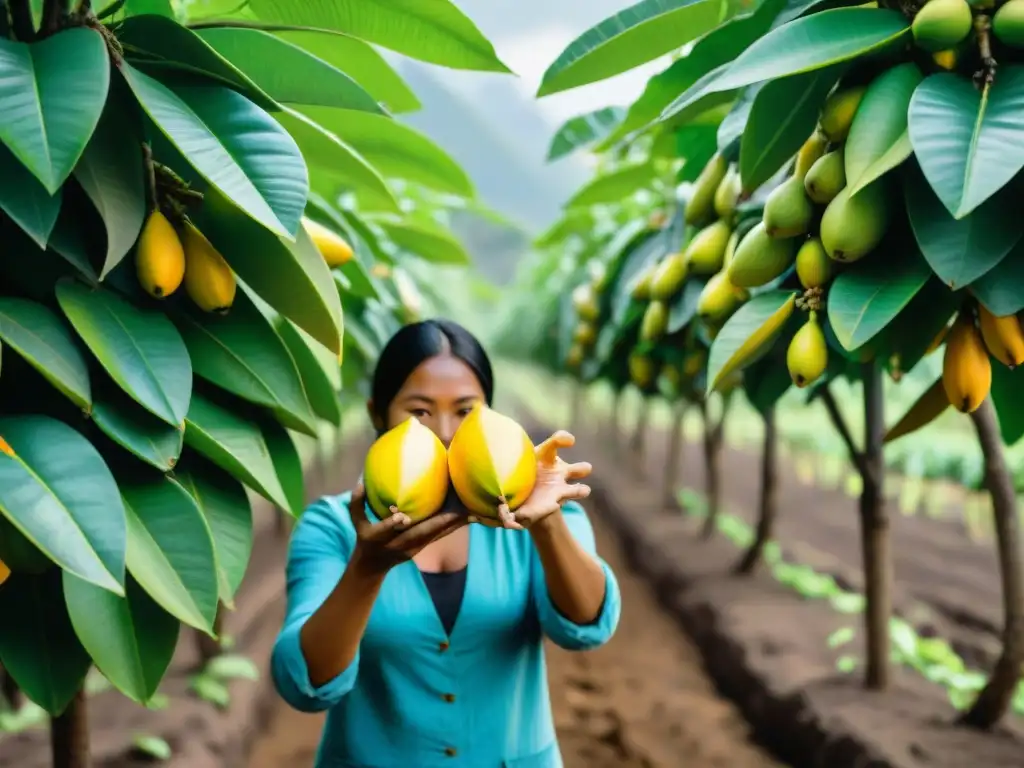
xmin=271 ymin=319 xmax=622 ymax=767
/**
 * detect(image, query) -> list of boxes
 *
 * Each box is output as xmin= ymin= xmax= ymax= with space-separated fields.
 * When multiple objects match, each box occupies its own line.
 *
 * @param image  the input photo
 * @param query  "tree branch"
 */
xmin=819 ymin=386 xmax=873 ymax=484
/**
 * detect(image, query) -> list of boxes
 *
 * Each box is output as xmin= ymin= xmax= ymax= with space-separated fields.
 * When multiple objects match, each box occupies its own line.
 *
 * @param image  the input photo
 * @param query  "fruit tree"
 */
xmin=496 ymin=0 xmax=1024 ymax=732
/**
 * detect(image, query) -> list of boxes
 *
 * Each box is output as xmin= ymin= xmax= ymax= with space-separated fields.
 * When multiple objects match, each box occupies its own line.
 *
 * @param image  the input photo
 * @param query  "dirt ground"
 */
xmin=246 ymin=512 xmax=784 ymax=768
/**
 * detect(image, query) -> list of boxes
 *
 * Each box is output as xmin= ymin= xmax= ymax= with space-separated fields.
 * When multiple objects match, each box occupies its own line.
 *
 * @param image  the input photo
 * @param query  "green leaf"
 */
xmin=121 ymin=64 xmax=309 ymax=238
xmin=246 ymin=0 xmax=511 ymax=72
xmin=991 ymin=364 xmax=1024 ymax=444
xmin=72 ymin=91 xmax=147 ymax=279
xmin=0 ymin=142 xmax=61 ymax=248
xmin=827 ymin=241 xmax=931 ymax=350
xmin=565 ymin=162 xmax=662 ymax=208
xmin=274 ymin=30 xmax=420 ymax=113
xmin=844 ymin=62 xmax=921 ymax=196
xmin=0 ymin=297 xmax=91 ymax=410
xmin=547 ymin=107 xmax=626 ymax=161
xmin=905 ymin=162 xmax=1022 ymax=290
xmin=536 ymin=0 xmax=723 ymax=98
xmin=121 ymin=474 xmax=219 ymax=633
xmin=0 ymin=415 xmax=126 ymax=594
xmin=116 ymin=15 xmax=277 ymax=112
xmin=707 ymin=290 xmax=797 ymax=390
xmin=275 ymin=107 xmax=400 ymax=214
xmin=64 ymin=572 xmax=179 ymax=704
xmin=90 ymin=378 xmax=184 ymax=472
xmin=195 ymin=27 xmax=385 ymax=113
xmin=667 ymin=279 xmax=706 ymax=334
xmin=175 ymin=456 xmax=253 ymax=608
xmin=707 ymin=8 xmax=908 ymax=95
xmin=275 ymin=316 xmax=343 ymax=426
xmin=0 ymin=570 xmax=91 ymax=715
xmin=55 ymin=279 xmax=192 ymax=426
xmin=0 ymin=28 xmax=111 ymax=193
xmin=743 ymin=354 xmax=792 ymax=416
xmin=971 ymin=239 xmax=1024 ymax=316
xmin=260 ymin=417 xmax=304 ymax=516
xmin=174 ymin=291 xmax=317 ymax=436
xmin=299 ymin=107 xmax=474 ymax=199
xmin=739 ymin=66 xmax=843 ymax=192
xmin=369 ymin=215 xmax=472 ymax=265
xmin=197 ymin=189 xmax=345 ymax=355
xmin=183 ymin=389 xmax=290 ymax=510
xmin=908 ymin=67 xmax=1024 ymax=219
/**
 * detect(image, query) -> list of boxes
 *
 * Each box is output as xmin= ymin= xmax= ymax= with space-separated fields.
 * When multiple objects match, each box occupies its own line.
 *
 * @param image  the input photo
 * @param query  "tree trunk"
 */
xmin=1 ymin=665 xmax=20 ymax=710
xmin=700 ymin=402 xmax=724 ymax=540
xmin=196 ymin=604 xmax=225 ymax=664
xmin=662 ymin=402 xmax=687 ymax=510
xmin=630 ymin=396 xmax=650 ymax=475
xmin=860 ymin=360 xmax=891 ymax=690
xmin=959 ymin=396 xmax=1024 ymax=729
xmin=735 ymin=408 xmax=778 ymax=574
xmin=51 ymin=688 xmax=89 ymax=768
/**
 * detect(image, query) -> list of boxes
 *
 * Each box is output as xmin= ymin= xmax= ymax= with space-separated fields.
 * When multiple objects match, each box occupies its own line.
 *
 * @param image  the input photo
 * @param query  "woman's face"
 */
xmin=375 ymin=354 xmax=486 ymax=447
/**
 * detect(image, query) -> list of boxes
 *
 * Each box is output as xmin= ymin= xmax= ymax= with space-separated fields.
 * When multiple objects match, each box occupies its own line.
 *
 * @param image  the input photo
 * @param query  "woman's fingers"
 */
xmin=348 ymin=484 xmax=372 ymax=536
xmin=388 ymin=510 xmax=466 ymax=550
xmin=564 ymin=461 xmax=593 ymax=481
xmin=560 ymin=483 xmax=592 ymax=502
xmin=535 ymin=430 xmax=575 ymax=465
xmin=497 ymin=498 xmax=525 ymax=531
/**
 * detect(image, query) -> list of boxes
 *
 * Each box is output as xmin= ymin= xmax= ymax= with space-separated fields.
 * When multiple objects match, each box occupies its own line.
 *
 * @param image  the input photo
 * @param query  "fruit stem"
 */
xmin=142 ymin=142 xmax=158 ymax=213
xmin=974 ymin=14 xmax=997 ymax=87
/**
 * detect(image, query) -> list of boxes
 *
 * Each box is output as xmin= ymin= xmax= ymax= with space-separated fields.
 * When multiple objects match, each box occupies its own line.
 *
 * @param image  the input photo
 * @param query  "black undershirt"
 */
xmin=419 ymin=566 xmax=467 ymax=636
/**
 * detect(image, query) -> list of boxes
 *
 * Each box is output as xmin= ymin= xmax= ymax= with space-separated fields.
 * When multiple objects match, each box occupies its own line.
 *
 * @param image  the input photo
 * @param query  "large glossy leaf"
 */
xmin=908 ymin=67 xmax=1024 ymax=219
xmin=55 ymin=279 xmax=192 ymax=426
xmin=298 ymin=107 xmax=474 ymax=198
xmin=739 ymin=66 xmax=842 ymax=192
xmin=195 ymin=28 xmax=385 ymax=113
xmin=0 ymin=415 xmax=126 ymax=593
xmin=368 ymin=215 xmax=472 ymax=265
xmin=548 ymin=107 xmax=626 ymax=161
xmin=183 ymin=390 xmax=290 ymax=510
xmin=0 ymin=142 xmax=61 ymax=248
xmin=536 ymin=0 xmax=722 ymax=97
xmin=198 ymin=189 xmax=344 ymax=355
xmin=991 ymin=365 xmax=1024 ymax=445
xmin=564 ymin=162 xmax=662 ymax=208
xmin=64 ymin=572 xmax=178 ymax=704
xmin=904 ymin=162 xmax=1021 ymax=290
xmin=91 ymin=379 xmax=184 ymax=472
xmin=0 ymin=571 xmax=91 ymax=715
xmin=0 ymin=298 xmax=91 ymax=410
xmin=121 ymin=474 xmax=219 ymax=633
xmin=707 ymin=291 xmax=797 ymax=390
xmin=844 ymin=62 xmax=920 ymax=196
xmin=260 ymin=417 xmax=304 ymax=516
xmin=275 ymin=107 xmax=400 ymax=214
xmin=275 ymin=317 xmax=343 ymax=426
xmin=175 ymin=456 xmax=253 ymax=608
xmin=827 ymin=242 xmax=931 ymax=350
xmin=707 ymin=8 xmax=908 ymax=94
xmin=667 ymin=279 xmax=706 ymax=334
xmin=174 ymin=292 xmax=317 ymax=435
xmin=0 ymin=28 xmax=110 ymax=193
xmin=971 ymin=239 xmax=1024 ymax=316
xmin=245 ymin=0 xmax=511 ymax=72
xmin=73 ymin=92 xmax=147 ymax=279
xmin=274 ymin=30 xmax=420 ymax=113
xmin=121 ymin=64 xmax=308 ymax=239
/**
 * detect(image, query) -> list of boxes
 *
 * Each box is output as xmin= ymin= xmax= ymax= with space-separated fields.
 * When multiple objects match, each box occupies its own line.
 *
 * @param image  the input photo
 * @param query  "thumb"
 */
xmin=536 ymin=430 xmax=574 ymax=465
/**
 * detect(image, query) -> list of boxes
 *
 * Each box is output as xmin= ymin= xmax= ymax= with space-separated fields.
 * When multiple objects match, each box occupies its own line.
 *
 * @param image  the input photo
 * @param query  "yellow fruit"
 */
xmin=978 ymin=304 xmax=1024 ymax=368
xmin=573 ymin=321 xmax=597 ymax=347
xmin=640 ymin=300 xmax=669 ymax=342
xmin=932 ymin=48 xmax=959 ymax=70
xmin=726 ymin=221 xmax=798 ymax=289
xmin=630 ymin=264 xmax=656 ymax=300
xmin=913 ymin=0 xmax=973 ymax=52
xmin=686 ymin=220 xmax=733 ymax=274
xmin=697 ymin=271 xmax=749 ymax=324
xmin=819 ymin=182 xmax=890 ymax=263
xmin=649 ymin=251 xmax=689 ymax=301
xmin=884 ymin=376 xmax=950 ymax=444
xmin=182 ymin=221 xmax=236 ymax=313
xmin=686 ymin=153 xmax=728 ymax=226
xmin=714 ymin=165 xmax=743 ymax=219
xmin=447 ymin=404 xmax=538 ymax=519
xmin=794 ymin=130 xmax=830 ymax=179
xmin=819 ymin=86 xmax=867 ymax=143
xmin=572 ymin=283 xmax=600 ymax=322
xmin=994 ymin=0 xmax=1024 ymax=47
xmin=763 ymin=176 xmax=815 ymax=239
xmin=135 ymin=210 xmax=185 ymax=299
xmin=364 ymin=417 xmax=449 ymax=522
xmin=0 ymin=557 xmax=8 ymax=587
xmin=566 ymin=344 xmax=584 ymax=370
xmin=629 ymin=352 xmax=655 ymax=389
xmin=942 ymin=313 xmax=992 ymax=413
xmin=787 ymin=311 xmax=828 ymax=388
xmin=795 ymin=237 xmax=833 ymax=290
xmin=804 ymin=149 xmax=846 ymax=205
xmin=302 ymin=216 xmax=354 ymax=267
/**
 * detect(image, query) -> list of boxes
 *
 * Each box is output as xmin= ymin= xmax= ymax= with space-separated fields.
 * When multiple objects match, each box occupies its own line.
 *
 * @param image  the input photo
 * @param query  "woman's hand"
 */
xmin=347 ymin=484 xmax=469 ymax=575
xmin=493 ymin=430 xmax=592 ymax=531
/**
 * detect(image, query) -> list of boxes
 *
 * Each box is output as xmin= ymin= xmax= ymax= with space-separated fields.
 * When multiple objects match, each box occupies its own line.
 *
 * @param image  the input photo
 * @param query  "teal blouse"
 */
xmin=271 ymin=492 xmax=622 ymax=768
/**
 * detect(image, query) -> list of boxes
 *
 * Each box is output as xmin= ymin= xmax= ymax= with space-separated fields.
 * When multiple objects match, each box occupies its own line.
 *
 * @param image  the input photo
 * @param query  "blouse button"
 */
xmin=438 ymin=640 xmax=450 ymax=652
xmin=444 ymin=746 xmax=457 ymax=757
xmin=442 ymin=693 xmax=455 ymax=703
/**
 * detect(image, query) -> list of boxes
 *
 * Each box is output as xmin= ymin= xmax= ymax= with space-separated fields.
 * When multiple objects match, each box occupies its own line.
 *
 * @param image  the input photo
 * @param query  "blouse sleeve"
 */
xmin=530 ymin=501 xmax=622 ymax=651
xmin=270 ymin=494 xmax=361 ymax=712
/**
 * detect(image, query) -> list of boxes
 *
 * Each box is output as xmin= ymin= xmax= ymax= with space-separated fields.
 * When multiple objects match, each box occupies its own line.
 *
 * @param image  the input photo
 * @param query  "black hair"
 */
xmin=369 ymin=319 xmax=494 ymax=424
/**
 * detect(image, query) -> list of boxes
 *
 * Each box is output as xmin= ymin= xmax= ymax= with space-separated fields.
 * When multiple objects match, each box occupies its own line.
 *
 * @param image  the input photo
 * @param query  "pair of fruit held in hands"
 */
xmin=362 ymin=405 xmax=588 ymax=530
